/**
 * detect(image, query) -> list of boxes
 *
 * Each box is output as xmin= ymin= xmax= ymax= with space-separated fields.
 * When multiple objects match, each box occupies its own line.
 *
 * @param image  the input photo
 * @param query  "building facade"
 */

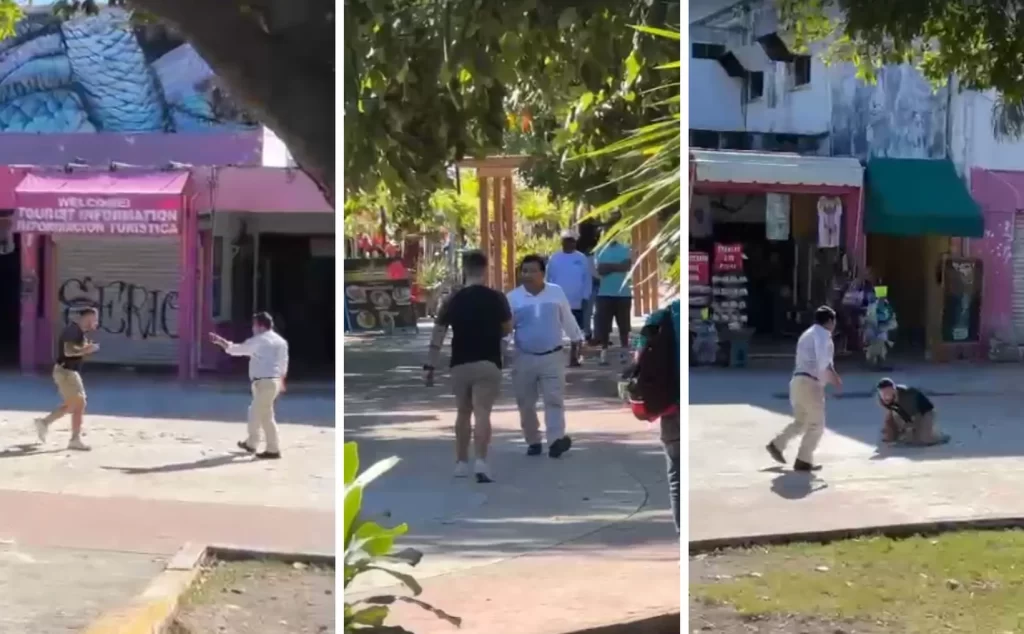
xmin=0 ymin=8 xmax=334 ymax=379
xmin=690 ymin=0 xmax=1007 ymax=360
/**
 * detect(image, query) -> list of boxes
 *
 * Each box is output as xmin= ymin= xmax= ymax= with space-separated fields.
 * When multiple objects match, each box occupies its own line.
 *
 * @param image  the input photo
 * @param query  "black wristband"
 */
xmin=423 ymin=364 xmax=434 ymax=371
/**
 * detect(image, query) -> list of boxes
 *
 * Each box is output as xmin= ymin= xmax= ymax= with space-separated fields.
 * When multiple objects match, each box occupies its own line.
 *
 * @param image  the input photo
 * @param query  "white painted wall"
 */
xmin=690 ymin=59 xmax=745 ymax=131
xmin=952 ymin=89 xmax=1024 ymax=173
xmin=744 ymin=45 xmax=831 ymax=135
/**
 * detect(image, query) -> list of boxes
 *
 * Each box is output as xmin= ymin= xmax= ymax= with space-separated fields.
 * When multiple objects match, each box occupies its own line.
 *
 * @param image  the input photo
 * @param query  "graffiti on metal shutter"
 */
xmin=58 ymin=277 xmax=178 ymax=339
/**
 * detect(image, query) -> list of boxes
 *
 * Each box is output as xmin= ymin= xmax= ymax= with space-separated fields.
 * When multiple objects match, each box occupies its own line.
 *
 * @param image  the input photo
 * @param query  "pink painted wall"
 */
xmin=204 ymin=166 xmax=333 ymax=212
xmin=969 ymin=168 xmax=1023 ymax=344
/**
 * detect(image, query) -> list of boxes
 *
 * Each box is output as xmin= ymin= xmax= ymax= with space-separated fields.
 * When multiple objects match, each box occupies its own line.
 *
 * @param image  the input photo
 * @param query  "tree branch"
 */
xmin=129 ymin=0 xmax=335 ymax=206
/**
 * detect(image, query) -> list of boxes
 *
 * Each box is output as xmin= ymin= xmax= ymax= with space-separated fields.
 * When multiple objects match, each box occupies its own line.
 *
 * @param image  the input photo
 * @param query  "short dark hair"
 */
xmin=78 ymin=306 xmax=98 ymax=318
xmin=462 ymin=249 xmax=488 ymax=274
xmin=253 ymin=312 xmax=274 ymax=330
xmin=876 ymin=378 xmax=896 ymax=390
xmin=520 ymin=254 xmax=546 ymax=273
xmin=814 ymin=305 xmax=836 ymax=326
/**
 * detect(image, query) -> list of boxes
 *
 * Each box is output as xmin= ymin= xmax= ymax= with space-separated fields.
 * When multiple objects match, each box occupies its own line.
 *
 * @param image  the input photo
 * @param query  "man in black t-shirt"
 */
xmin=876 ymin=378 xmax=950 ymax=446
xmin=425 ymin=250 xmax=512 ymax=483
xmin=35 ymin=306 xmax=101 ymax=451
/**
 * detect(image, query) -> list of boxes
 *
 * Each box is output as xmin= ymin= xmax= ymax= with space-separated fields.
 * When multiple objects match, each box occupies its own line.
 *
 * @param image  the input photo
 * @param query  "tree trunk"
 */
xmin=130 ymin=0 xmax=335 ymax=207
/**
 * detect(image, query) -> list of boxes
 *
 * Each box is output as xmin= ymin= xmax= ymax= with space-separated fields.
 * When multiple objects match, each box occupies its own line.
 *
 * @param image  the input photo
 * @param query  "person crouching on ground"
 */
xmin=876 ymin=378 xmax=950 ymax=446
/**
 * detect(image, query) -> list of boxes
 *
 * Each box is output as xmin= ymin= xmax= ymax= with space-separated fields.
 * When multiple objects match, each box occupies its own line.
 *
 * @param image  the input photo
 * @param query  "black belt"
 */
xmin=252 ymin=377 xmax=281 ymax=382
xmin=793 ymin=372 xmax=818 ymax=381
xmin=522 ymin=346 xmax=563 ymax=356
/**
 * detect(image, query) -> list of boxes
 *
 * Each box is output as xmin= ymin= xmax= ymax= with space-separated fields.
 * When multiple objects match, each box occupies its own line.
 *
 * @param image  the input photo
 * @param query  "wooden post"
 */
xmin=493 ymin=176 xmax=504 ymax=292
xmin=632 ymin=224 xmax=643 ymax=316
xmin=504 ymin=176 xmax=515 ymax=291
xmin=479 ymin=175 xmax=490 ymax=284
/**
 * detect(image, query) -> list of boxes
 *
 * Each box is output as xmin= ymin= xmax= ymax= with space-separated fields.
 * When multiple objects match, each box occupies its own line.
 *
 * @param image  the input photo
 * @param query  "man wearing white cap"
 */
xmin=546 ymin=229 xmax=591 ymax=366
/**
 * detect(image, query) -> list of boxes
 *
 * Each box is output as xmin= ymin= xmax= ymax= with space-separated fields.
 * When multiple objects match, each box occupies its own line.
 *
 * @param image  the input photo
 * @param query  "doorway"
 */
xmin=256 ymin=234 xmax=335 ymax=377
xmin=0 ymin=229 xmax=20 ymax=366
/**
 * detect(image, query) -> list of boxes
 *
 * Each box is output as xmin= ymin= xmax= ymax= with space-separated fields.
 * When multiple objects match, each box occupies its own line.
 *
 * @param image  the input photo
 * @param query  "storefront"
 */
xmin=12 ymin=169 xmax=203 ymax=380
xmin=690 ymin=150 xmax=864 ymax=359
xmin=863 ymin=158 xmax=984 ymax=361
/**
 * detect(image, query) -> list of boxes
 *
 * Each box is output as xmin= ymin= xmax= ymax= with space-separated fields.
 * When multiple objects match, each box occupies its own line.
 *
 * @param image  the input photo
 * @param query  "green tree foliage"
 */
xmin=0 ymin=0 xmax=334 ymax=205
xmin=344 ymin=0 xmax=679 ymax=219
xmin=776 ymin=0 xmax=1024 ymax=140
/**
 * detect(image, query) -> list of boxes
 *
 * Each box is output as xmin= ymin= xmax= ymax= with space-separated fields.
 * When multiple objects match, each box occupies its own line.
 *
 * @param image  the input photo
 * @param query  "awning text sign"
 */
xmin=15 ymin=195 xmax=181 ymax=236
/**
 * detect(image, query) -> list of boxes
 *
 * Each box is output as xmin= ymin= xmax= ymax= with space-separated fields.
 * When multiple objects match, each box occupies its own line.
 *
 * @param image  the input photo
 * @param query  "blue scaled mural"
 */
xmin=0 ymin=8 xmax=256 ymax=133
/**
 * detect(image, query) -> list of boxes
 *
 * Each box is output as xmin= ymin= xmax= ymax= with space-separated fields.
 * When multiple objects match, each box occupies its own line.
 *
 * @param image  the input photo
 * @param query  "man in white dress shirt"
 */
xmin=210 ymin=312 xmax=289 ymax=459
xmin=766 ymin=305 xmax=842 ymax=472
xmin=507 ymin=254 xmax=585 ymax=458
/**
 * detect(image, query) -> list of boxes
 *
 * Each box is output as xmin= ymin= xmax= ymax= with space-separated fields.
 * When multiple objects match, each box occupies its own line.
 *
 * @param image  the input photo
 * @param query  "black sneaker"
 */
xmin=526 ymin=443 xmax=543 ymax=456
xmin=793 ymin=459 xmax=822 ymax=472
xmin=549 ymin=435 xmax=573 ymax=458
xmin=237 ymin=441 xmax=256 ymax=454
xmin=765 ymin=442 xmax=785 ymax=465
xmin=256 ymin=451 xmax=282 ymax=460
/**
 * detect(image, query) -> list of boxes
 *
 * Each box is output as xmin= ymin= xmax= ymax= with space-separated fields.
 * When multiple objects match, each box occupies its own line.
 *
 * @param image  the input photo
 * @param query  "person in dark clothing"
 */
xmin=876 ymin=378 xmax=950 ymax=446
xmin=426 ymin=250 xmax=513 ymax=483
xmin=35 ymin=306 xmax=100 ymax=450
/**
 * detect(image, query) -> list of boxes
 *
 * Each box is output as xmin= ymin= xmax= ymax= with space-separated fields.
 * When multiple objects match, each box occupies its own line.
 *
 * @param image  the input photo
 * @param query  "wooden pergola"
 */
xmin=458 ymin=156 xmax=527 ymax=292
xmin=459 ymin=154 xmax=661 ymax=315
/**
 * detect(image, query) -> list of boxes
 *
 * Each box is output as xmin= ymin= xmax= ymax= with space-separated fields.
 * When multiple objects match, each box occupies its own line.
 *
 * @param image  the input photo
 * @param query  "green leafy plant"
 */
xmin=580 ymin=24 xmax=680 ymax=288
xmin=343 ymin=442 xmax=461 ymax=633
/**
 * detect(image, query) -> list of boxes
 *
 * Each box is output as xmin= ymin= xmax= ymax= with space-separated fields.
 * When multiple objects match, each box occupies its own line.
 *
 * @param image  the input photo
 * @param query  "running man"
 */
xmin=425 ymin=250 xmax=512 ymax=483
xmin=210 ymin=312 xmax=289 ymax=459
xmin=766 ymin=305 xmax=842 ymax=471
xmin=507 ymin=254 xmax=584 ymax=458
xmin=35 ymin=306 xmax=100 ymax=450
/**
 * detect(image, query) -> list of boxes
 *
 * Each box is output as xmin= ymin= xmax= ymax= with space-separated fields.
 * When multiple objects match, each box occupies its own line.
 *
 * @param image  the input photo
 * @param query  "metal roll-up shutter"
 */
xmin=54 ymin=236 xmax=181 ymax=366
xmin=1012 ymin=214 xmax=1024 ymax=341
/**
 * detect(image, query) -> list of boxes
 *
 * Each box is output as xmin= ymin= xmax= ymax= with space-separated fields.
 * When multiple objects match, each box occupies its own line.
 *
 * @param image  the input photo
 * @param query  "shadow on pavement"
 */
xmin=0 ymin=372 xmax=335 ymax=427
xmin=100 ymin=451 xmax=254 ymax=475
xmin=691 ymin=368 xmax=1024 ymax=462
xmin=0 ymin=444 xmax=63 ymax=459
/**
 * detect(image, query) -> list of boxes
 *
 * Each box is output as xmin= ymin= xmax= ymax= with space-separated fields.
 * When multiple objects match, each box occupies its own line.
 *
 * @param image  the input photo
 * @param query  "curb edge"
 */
xmin=689 ymin=516 xmax=1024 ymax=554
xmin=80 ymin=543 xmax=336 ymax=634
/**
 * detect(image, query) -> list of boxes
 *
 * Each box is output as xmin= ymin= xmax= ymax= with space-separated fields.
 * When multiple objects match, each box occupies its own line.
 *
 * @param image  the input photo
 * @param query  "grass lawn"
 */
xmin=691 ymin=530 xmax=1024 ymax=634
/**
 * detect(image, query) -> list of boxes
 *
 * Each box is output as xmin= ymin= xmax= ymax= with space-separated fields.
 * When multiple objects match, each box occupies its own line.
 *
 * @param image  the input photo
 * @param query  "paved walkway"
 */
xmin=344 ymin=333 xmax=679 ymax=634
xmin=0 ymin=376 xmax=335 ymax=629
xmin=0 ymin=543 xmax=162 ymax=633
xmin=690 ymin=366 xmax=1024 ymax=544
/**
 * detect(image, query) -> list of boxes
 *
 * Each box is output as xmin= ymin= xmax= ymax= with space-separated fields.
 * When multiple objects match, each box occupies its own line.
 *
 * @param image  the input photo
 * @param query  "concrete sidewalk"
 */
xmin=690 ymin=369 xmax=1024 ymax=544
xmin=0 ymin=543 xmax=162 ymax=633
xmin=0 ymin=376 xmax=335 ymax=631
xmin=344 ymin=341 xmax=679 ymax=633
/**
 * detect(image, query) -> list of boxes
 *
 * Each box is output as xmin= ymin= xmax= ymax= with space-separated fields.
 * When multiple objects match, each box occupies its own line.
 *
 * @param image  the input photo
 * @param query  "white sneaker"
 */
xmin=474 ymin=459 xmax=493 ymax=483
xmin=67 ymin=438 xmax=91 ymax=452
xmin=599 ymin=349 xmax=609 ymax=365
xmin=33 ymin=418 xmax=49 ymax=444
xmin=453 ymin=461 xmax=470 ymax=478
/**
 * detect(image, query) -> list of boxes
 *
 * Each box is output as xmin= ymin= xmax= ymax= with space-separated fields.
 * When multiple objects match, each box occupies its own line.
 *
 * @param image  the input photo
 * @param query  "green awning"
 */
xmin=865 ymin=158 xmax=983 ymax=237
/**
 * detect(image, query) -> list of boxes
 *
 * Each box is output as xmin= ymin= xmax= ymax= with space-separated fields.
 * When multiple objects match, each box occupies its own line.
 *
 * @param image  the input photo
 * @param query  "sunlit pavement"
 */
xmin=690 ymin=366 xmax=1024 ymax=543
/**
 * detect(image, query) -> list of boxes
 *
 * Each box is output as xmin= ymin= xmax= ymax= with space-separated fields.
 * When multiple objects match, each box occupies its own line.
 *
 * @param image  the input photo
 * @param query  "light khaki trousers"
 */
xmin=512 ymin=351 xmax=567 ymax=445
xmin=248 ymin=378 xmax=282 ymax=453
xmin=773 ymin=375 xmax=826 ymax=464
xmin=450 ymin=360 xmax=503 ymax=440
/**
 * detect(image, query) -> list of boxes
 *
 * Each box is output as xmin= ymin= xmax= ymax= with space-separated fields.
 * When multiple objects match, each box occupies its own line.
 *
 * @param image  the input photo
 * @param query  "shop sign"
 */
xmin=817 ymin=196 xmax=843 ymax=248
xmin=765 ymin=193 xmax=790 ymax=241
xmin=14 ymin=195 xmax=180 ymax=236
xmin=713 ymin=243 xmax=743 ymax=273
xmin=689 ymin=251 xmax=710 ymax=285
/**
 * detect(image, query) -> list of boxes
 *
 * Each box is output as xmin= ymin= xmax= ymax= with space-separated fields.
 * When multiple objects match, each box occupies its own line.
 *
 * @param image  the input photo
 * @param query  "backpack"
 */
xmin=623 ymin=308 xmax=680 ymax=421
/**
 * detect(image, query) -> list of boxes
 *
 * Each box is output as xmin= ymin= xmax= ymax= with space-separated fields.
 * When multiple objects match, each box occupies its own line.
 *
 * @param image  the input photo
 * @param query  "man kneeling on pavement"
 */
xmin=876 ymin=378 xmax=950 ymax=446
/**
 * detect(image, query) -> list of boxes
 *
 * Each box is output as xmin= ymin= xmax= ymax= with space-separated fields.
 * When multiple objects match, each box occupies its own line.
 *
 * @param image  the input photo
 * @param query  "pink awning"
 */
xmin=14 ymin=171 xmax=190 ymax=236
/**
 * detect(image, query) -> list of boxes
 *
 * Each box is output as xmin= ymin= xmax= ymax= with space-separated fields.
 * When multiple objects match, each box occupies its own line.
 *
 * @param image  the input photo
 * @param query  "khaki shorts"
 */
xmin=53 ymin=365 xmax=86 ymax=401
